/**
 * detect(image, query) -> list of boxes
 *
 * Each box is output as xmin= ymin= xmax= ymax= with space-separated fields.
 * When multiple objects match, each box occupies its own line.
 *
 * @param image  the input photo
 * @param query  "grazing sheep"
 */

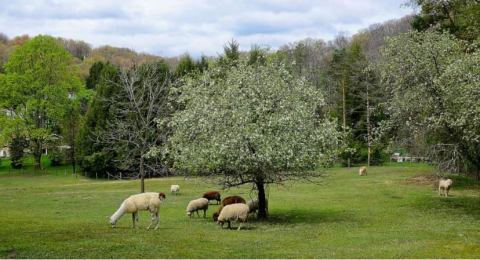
xmin=438 ymin=178 xmax=453 ymax=197
xmin=203 ymin=191 xmax=221 ymax=204
xmin=213 ymin=195 xmax=246 ymax=221
xmin=359 ymin=166 xmax=367 ymax=176
xmin=170 ymin=185 xmax=180 ymax=195
xmin=217 ymin=203 xmax=250 ymax=230
xmin=109 ymin=192 xmax=166 ymax=230
xmin=186 ymin=198 xmax=209 ymax=218
xmin=247 ymin=198 xmax=268 ymax=216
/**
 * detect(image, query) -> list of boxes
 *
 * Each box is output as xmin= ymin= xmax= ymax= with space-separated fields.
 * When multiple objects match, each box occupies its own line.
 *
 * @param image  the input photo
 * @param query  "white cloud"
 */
xmin=0 ymin=0 xmax=414 ymax=57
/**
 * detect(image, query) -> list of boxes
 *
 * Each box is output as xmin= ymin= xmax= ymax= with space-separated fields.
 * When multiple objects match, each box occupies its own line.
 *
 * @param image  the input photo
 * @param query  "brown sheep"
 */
xmin=359 ymin=166 xmax=367 ymax=176
xmin=203 ymin=191 xmax=221 ymax=205
xmin=212 ymin=195 xmax=246 ymax=221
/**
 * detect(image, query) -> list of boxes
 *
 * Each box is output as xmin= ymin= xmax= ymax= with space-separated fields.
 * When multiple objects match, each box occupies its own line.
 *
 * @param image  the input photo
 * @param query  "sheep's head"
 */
xmin=109 ymin=217 xmax=117 ymax=228
xmin=159 ymin=192 xmax=166 ymax=201
xmin=446 ymin=179 xmax=453 ymax=186
xmin=186 ymin=211 xmax=192 ymax=218
xmin=217 ymin=220 xmax=224 ymax=228
xmin=213 ymin=212 xmax=219 ymax=221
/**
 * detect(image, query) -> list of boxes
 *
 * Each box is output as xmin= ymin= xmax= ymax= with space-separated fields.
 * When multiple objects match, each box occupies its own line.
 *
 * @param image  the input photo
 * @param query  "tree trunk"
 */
xmin=256 ymin=178 xmax=267 ymax=219
xmin=140 ymin=157 xmax=145 ymax=193
xmin=72 ymin=158 xmax=76 ymax=176
xmin=366 ymin=83 xmax=371 ymax=167
xmin=33 ymin=139 xmax=43 ymax=170
xmin=342 ymin=79 xmax=346 ymax=130
xmin=70 ymin=118 xmax=77 ymax=175
xmin=343 ymin=79 xmax=351 ymax=167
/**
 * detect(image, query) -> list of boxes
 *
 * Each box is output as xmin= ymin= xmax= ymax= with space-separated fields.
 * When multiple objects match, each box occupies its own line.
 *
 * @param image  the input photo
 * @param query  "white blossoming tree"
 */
xmin=169 ymin=59 xmax=340 ymax=219
xmin=379 ymin=30 xmax=480 ymax=176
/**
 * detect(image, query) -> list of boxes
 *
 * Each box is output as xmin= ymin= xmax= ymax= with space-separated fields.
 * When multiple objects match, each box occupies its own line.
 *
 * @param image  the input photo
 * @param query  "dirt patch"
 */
xmin=401 ymin=174 xmax=438 ymax=186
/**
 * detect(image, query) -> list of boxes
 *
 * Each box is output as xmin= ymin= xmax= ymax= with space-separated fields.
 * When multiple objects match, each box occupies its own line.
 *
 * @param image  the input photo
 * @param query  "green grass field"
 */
xmin=0 ymin=162 xmax=479 ymax=258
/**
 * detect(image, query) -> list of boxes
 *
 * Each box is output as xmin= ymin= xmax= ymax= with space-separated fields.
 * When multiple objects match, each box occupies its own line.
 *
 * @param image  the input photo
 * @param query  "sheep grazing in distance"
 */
xmin=203 ymin=191 xmax=221 ymax=205
xmin=438 ymin=178 xmax=453 ymax=197
xmin=186 ymin=198 xmax=209 ymax=218
xmin=359 ymin=166 xmax=367 ymax=176
xmin=247 ymin=198 xmax=268 ymax=217
xmin=213 ymin=195 xmax=246 ymax=221
xmin=109 ymin=192 xmax=166 ymax=230
xmin=217 ymin=203 xmax=250 ymax=231
xmin=170 ymin=185 xmax=180 ymax=195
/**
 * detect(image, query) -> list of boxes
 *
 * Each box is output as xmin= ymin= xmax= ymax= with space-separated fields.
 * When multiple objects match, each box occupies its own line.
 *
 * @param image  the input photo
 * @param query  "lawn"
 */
xmin=0 ymin=162 xmax=479 ymax=258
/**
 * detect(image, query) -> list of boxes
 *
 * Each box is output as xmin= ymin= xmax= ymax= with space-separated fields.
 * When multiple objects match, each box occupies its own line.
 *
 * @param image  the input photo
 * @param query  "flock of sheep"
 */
xmin=109 ymin=186 xmax=265 ymax=231
xmin=109 ymin=166 xmax=453 ymax=230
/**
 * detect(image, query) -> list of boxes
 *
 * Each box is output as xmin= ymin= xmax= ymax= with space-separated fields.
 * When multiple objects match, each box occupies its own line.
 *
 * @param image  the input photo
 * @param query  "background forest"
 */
xmin=0 ymin=0 xmax=479 ymax=193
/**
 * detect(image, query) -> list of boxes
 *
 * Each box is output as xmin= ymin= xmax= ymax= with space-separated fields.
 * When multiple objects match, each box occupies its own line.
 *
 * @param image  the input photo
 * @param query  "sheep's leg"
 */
xmin=237 ymin=221 xmax=242 ymax=231
xmin=227 ymin=221 xmax=231 ymax=229
xmin=203 ymin=209 xmax=206 ymax=218
xmin=132 ymin=212 xmax=137 ymax=228
xmin=446 ymin=188 xmax=450 ymax=197
xmin=147 ymin=211 xmax=156 ymax=230
xmin=196 ymin=210 xmax=200 ymax=218
xmin=154 ymin=212 xmax=160 ymax=230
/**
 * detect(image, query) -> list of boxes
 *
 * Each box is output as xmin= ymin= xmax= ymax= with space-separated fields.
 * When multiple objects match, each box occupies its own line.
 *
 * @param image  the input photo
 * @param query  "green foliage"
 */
xmin=81 ymin=151 xmax=114 ymax=176
xmin=77 ymin=62 xmax=121 ymax=176
xmin=0 ymin=35 xmax=82 ymax=169
xmin=78 ymin=61 xmax=172 ymax=181
xmin=223 ymin=39 xmax=240 ymax=63
xmin=410 ymin=0 xmax=480 ymax=41
xmin=85 ymin=61 xmax=105 ymax=89
xmin=9 ymin=136 xmax=27 ymax=169
xmin=175 ymin=54 xmax=196 ymax=78
xmin=195 ymin=55 xmax=209 ymax=72
xmin=339 ymin=139 xmax=387 ymax=166
xmin=47 ymin=147 xmax=66 ymax=166
xmin=248 ymin=45 xmax=267 ymax=66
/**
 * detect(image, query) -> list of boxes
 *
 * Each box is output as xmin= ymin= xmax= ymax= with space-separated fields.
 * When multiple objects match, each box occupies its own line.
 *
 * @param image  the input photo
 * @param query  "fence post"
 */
xmin=96 ymin=172 xmax=98 ymax=179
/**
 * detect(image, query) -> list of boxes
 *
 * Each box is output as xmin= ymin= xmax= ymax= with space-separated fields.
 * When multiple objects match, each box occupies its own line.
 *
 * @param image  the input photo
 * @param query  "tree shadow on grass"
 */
xmin=412 ymin=195 xmax=480 ymax=219
xmin=266 ymin=208 xmax=356 ymax=225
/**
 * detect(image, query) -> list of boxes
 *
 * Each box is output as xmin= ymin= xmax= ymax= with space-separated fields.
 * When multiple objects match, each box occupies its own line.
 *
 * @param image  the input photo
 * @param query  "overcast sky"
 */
xmin=0 ymin=0 xmax=415 ymax=57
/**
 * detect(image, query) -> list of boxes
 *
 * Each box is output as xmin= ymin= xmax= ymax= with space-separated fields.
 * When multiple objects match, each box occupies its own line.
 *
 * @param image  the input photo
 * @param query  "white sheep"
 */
xmin=246 ymin=198 xmax=268 ymax=217
xmin=359 ymin=166 xmax=367 ymax=176
xmin=170 ymin=184 xmax=180 ymax=195
xmin=109 ymin=192 xmax=166 ymax=230
xmin=217 ymin=203 xmax=250 ymax=230
xmin=438 ymin=178 xmax=453 ymax=197
xmin=186 ymin=198 xmax=209 ymax=218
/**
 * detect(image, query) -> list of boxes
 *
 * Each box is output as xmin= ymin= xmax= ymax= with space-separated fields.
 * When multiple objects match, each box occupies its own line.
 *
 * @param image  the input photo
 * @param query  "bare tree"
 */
xmin=99 ymin=62 xmax=171 ymax=192
xmin=57 ymin=38 xmax=92 ymax=60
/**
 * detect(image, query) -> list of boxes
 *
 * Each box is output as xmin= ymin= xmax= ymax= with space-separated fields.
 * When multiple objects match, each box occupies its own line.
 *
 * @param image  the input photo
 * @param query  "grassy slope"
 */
xmin=0 ymin=163 xmax=479 ymax=258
